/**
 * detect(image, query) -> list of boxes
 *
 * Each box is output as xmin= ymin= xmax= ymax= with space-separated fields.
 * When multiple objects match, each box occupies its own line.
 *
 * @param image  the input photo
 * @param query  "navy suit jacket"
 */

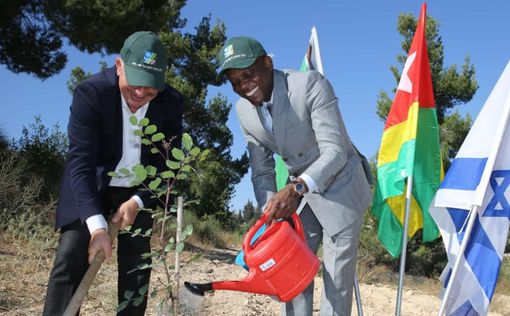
xmin=55 ymin=66 xmax=183 ymax=229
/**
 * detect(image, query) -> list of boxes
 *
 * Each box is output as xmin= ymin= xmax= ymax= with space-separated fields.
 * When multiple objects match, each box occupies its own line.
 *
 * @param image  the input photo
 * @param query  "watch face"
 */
xmin=294 ymin=183 xmax=305 ymax=195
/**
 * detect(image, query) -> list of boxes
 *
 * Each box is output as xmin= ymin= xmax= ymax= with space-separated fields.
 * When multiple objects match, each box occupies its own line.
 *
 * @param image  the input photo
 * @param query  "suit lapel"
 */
xmin=272 ymin=70 xmax=291 ymax=155
xmin=113 ymin=87 xmax=123 ymax=164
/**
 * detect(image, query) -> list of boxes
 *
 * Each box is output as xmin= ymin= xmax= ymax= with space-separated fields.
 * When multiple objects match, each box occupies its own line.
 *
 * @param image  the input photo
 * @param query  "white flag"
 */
xmin=429 ymin=61 xmax=510 ymax=315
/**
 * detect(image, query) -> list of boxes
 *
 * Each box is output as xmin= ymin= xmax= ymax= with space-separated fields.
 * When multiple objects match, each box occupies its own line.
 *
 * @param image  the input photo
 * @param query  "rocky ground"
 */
xmin=1 ymin=243 xmax=509 ymax=315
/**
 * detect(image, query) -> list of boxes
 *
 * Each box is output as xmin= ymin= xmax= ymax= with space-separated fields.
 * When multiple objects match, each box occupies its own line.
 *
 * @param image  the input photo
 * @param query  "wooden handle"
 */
xmin=63 ymin=222 xmax=120 ymax=316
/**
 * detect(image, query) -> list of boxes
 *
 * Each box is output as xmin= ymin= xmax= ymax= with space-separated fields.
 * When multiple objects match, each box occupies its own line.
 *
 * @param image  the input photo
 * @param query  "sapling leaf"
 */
xmin=145 ymin=125 xmax=157 ymax=135
xmin=139 ymin=117 xmax=149 ymax=127
xmin=161 ymin=170 xmax=175 ymax=179
xmin=149 ymin=178 xmax=161 ymax=190
xmin=190 ymin=147 xmax=200 ymax=157
xmin=182 ymin=133 xmax=193 ymax=150
xmin=133 ymin=165 xmax=147 ymax=181
xmin=151 ymin=133 xmax=165 ymax=142
xmin=166 ymin=160 xmax=181 ymax=169
xmin=146 ymin=165 xmax=157 ymax=176
xmin=172 ymin=148 xmax=185 ymax=161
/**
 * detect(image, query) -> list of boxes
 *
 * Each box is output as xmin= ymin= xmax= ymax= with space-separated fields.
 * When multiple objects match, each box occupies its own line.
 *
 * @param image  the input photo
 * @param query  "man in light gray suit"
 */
xmin=218 ymin=36 xmax=372 ymax=316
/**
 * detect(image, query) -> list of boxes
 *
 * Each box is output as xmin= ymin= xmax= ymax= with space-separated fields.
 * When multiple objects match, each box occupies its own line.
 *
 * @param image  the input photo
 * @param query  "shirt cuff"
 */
xmin=299 ymin=173 xmax=317 ymax=193
xmin=85 ymin=214 xmax=108 ymax=234
xmin=131 ymin=195 xmax=144 ymax=208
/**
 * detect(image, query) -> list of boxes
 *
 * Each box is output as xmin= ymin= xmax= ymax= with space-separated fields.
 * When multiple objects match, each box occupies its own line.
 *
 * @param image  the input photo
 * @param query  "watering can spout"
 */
xmin=185 ymin=271 xmax=276 ymax=297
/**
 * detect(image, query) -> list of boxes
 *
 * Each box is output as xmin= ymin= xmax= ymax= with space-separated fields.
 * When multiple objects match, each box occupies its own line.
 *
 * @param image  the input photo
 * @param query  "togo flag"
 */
xmin=371 ymin=3 xmax=443 ymax=257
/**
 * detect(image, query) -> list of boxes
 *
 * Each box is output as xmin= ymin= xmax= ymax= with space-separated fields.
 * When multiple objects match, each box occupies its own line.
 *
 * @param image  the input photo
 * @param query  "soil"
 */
xmin=1 ymin=243 xmax=509 ymax=315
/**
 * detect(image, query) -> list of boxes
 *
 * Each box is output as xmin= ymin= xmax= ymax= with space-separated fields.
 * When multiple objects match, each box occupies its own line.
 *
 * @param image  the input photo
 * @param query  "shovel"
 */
xmin=63 ymin=222 xmax=120 ymax=316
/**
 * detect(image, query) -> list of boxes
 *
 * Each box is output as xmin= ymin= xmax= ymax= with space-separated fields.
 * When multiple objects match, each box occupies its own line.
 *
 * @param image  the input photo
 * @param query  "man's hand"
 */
xmin=265 ymin=184 xmax=302 ymax=223
xmin=112 ymin=198 xmax=139 ymax=229
xmin=88 ymin=228 xmax=112 ymax=264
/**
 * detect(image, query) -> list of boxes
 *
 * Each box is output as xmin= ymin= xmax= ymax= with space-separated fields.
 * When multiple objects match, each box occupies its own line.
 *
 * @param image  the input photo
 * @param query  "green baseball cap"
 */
xmin=217 ymin=36 xmax=266 ymax=77
xmin=120 ymin=31 xmax=167 ymax=91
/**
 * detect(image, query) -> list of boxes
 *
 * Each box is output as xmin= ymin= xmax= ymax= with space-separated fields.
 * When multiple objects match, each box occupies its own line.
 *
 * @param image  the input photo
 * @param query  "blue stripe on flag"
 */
xmin=450 ymin=300 xmax=479 ymax=316
xmin=448 ymin=208 xmax=501 ymax=300
xmin=447 ymin=208 xmax=469 ymax=236
xmin=440 ymin=158 xmax=487 ymax=190
xmin=464 ymin=215 xmax=501 ymax=299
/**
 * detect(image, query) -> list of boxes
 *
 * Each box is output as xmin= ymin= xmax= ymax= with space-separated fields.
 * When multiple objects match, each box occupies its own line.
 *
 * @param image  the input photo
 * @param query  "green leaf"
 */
xmin=164 ymin=243 xmax=173 ymax=252
xmin=151 ymin=132 xmax=165 ymax=142
xmin=190 ymin=147 xmax=200 ymax=157
xmin=181 ymin=165 xmax=191 ymax=172
xmin=150 ymin=148 xmax=159 ymax=154
xmin=107 ymin=171 xmax=118 ymax=177
xmin=176 ymin=173 xmax=187 ymax=180
xmin=129 ymin=116 xmax=138 ymax=125
xmin=130 ymin=179 xmax=142 ymax=186
xmin=166 ymin=160 xmax=181 ymax=169
xmin=183 ymin=224 xmax=193 ymax=236
xmin=117 ymin=300 xmax=129 ymax=312
xmin=124 ymin=290 xmax=135 ymax=299
xmin=134 ymin=129 xmax=144 ymax=137
xmin=138 ymin=284 xmax=149 ymax=295
xmin=150 ymin=289 xmax=158 ymax=298
xmin=134 ymin=228 xmax=142 ymax=235
xmin=148 ymin=177 xmax=161 ymax=190
xmin=119 ymin=168 xmax=130 ymax=175
xmin=138 ymin=263 xmax=152 ymax=270
xmin=141 ymin=139 xmax=151 ymax=145
xmin=172 ymin=148 xmax=185 ymax=161
xmin=141 ymin=252 xmax=155 ymax=259
xmin=133 ymin=296 xmax=144 ymax=306
xmin=145 ymin=124 xmax=157 ymax=135
xmin=144 ymin=228 xmax=152 ymax=237
xmin=146 ymin=165 xmax=157 ymax=176
xmin=176 ymin=243 xmax=184 ymax=252
xmin=133 ymin=165 xmax=147 ymax=182
xmin=139 ymin=117 xmax=149 ymax=127
xmin=161 ymin=170 xmax=175 ymax=179
xmin=182 ymin=133 xmax=193 ymax=150
xmin=200 ymin=149 xmax=210 ymax=160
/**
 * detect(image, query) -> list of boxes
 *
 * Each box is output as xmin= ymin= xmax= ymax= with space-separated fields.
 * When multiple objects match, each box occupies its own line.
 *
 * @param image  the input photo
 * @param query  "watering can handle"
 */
xmin=243 ymin=212 xmax=305 ymax=255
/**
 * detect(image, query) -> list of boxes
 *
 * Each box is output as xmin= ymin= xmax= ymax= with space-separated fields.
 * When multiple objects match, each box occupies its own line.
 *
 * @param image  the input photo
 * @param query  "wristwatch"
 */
xmin=292 ymin=181 xmax=306 ymax=196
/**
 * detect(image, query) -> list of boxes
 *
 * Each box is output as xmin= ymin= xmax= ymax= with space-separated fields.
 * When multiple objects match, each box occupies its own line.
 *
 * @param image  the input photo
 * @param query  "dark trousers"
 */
xmin=43 ymin=187 xmax=153 ymax=316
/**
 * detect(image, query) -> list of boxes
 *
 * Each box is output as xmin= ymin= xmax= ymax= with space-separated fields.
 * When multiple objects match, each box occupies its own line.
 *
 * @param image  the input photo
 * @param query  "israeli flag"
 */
xmin=430 ymin=60 xmax=510 ymax=315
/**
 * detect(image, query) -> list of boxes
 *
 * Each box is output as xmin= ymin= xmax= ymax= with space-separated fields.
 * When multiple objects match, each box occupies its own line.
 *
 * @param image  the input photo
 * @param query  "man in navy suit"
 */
xmin=43 ymin=31 xmax=183 ymax=315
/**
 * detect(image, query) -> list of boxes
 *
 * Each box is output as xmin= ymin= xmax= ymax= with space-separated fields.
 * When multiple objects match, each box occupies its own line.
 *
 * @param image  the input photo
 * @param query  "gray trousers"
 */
xmin=282 ymin=204 xmax=362 ymax=316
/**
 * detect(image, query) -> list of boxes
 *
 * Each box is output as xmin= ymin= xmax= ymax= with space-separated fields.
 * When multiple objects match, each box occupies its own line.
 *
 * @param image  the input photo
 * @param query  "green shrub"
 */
xmin=360 ymin=210 xmax=447 ymax=277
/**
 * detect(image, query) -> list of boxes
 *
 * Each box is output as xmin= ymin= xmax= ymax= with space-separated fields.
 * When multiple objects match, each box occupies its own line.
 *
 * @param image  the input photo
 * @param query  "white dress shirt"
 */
xmin=85 ymin=94 xmax=147 ymax=234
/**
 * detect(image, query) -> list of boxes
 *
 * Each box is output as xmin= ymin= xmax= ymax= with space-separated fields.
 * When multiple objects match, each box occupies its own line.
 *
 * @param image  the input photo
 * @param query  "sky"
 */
xmin=2 ymin=1 xmax=510 ymax=212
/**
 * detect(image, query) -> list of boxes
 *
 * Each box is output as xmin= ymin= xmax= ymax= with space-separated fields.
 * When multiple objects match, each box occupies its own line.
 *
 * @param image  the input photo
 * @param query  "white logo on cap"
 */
xmin=224 ymin=44 xmax=234 ymax=58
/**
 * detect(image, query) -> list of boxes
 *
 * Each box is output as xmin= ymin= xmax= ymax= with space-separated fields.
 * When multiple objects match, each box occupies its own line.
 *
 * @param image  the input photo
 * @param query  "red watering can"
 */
xmin=184 ymin=212 xmax=320 ymax=302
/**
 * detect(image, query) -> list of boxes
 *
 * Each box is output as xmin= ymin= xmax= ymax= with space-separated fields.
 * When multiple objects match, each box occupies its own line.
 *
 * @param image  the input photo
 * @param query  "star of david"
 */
xmin=483 ymin=169 xmax=510 ymax=219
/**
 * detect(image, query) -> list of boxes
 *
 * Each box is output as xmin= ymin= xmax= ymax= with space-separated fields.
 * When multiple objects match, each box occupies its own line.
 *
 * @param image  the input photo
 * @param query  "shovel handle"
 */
xmin=63 ymin=222 xmax=120 ymax=316
xmin=243 ymin=212 xmax=305 ymax=254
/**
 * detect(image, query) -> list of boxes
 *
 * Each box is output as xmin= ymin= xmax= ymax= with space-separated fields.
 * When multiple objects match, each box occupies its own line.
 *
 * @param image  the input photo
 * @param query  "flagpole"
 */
xmin=395 ymin=175 xmax=414 ymax=316
xmin=436 ymin=204 xmax=479 ymax=316
xmin=436 ymin=78 xmax=510 ymax=316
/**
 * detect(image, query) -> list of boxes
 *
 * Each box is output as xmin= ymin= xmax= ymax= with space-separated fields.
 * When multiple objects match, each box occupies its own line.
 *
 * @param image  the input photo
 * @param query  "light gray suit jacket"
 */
xmin=236 ymin=69 xmax=372 ymax=237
